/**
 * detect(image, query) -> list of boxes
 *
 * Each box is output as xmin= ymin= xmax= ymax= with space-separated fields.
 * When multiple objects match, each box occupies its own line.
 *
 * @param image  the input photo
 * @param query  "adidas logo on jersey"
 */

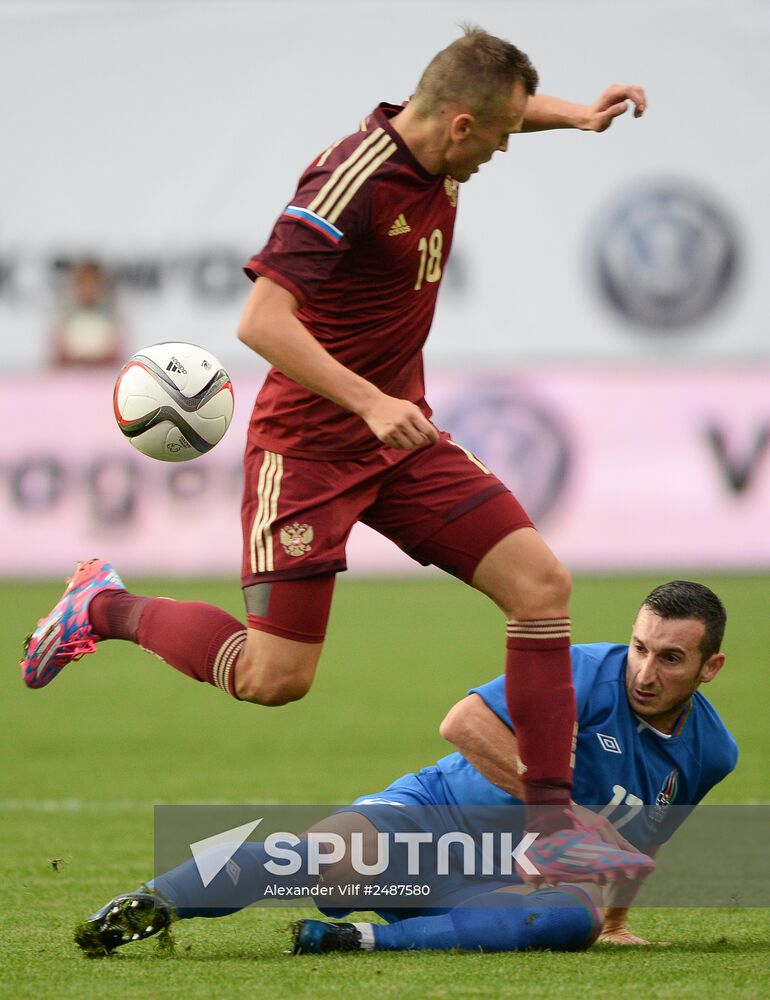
xmin=388 ymin=213 xmax=411 ymax=236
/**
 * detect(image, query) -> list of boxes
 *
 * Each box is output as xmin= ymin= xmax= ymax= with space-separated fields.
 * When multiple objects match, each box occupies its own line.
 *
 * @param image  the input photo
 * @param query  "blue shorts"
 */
xmin=352 ymin=768 xmax=446 ymax=808
xmin=320 ymin=774 xmax=526 ymax=922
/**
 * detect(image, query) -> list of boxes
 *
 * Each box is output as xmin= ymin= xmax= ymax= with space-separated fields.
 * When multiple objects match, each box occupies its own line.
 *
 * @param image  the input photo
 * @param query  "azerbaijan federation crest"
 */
xmin=651 ymin=768 xmax=679 ymax=823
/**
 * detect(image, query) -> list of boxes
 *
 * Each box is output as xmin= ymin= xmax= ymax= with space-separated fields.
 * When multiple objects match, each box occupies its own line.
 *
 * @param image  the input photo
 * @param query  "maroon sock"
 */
xmin=505 ymin=618 xmax=575 ymax=835
xmin=89 ymin=591 xmax=245 ymax=698
xmin=89 ymin=590 xmax=151 ymax=643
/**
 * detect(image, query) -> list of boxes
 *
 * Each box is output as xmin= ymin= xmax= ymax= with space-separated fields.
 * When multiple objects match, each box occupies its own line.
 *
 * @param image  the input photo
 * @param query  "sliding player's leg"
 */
xmin=74 ymin=836 xmax=316 ymax=957
xmin=74 ymin=810 xmax=384 ymax=957
xmin=292 ymin=883 xmax=604 ymax=954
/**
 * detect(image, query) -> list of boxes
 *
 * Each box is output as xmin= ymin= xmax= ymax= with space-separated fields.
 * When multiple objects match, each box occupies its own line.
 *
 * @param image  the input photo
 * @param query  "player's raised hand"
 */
xmin=361 ymin=393 xmax=439 ymax=450
xmin=583 ymin=84 xmax=647 ymax=132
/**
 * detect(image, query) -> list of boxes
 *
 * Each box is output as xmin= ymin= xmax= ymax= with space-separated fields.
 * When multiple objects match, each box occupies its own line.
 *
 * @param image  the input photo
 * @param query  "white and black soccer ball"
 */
xmin=113 ymin=342 xmax=234 ymax=462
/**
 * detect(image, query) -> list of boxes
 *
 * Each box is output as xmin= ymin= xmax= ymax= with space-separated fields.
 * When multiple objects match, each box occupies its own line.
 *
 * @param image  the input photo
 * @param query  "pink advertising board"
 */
xmin=0 ymin=369 xmax=768 ymax=576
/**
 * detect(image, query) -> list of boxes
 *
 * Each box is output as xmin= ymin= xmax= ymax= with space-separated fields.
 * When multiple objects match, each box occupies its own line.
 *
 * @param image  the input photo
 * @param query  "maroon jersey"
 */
xmin=244 ymin=103 xmax=460 ymax=459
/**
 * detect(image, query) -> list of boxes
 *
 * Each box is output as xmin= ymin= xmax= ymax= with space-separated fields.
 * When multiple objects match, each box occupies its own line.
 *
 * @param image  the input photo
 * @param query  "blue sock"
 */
xmin=373 ymin=887 xmax=599 ymax=952
xmin=372 ymin=913 xmax=459 ymax=951
xmin=147 ymin=840 xmax=312 ymax=920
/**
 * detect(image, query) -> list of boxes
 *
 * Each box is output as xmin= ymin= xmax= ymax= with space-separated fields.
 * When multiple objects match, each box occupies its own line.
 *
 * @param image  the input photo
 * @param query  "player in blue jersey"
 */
xmin=75 ymin=581 xmax=736 ymax=956
xmin=374 ymin=578 xmax=738 ymax=947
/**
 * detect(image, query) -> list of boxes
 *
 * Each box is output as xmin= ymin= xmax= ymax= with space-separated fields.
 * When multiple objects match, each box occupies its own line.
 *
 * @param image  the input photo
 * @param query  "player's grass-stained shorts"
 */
xmin=241 ymin=432 xmax=532 ymax=588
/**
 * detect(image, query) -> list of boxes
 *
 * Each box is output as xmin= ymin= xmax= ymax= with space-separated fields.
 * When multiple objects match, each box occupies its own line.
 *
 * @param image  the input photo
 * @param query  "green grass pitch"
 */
xmin=1 ymin=574 xmax=768 ymax=998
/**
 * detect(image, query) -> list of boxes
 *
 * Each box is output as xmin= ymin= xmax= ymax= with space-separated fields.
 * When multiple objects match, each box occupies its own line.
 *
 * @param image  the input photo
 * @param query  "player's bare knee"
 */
xmin=510 ymin=561 xmax=572 ymax=620
xmin=547 ymin=560 xmax=572 ymax=607
xmin=233 ymin=629 xmax=322 ymax=705
xmin=258 ymin=678 xmax=311 ymax=706
xmin=235 ymin=673 xmax=312 ymax=706
xmin=234 ymin=658 xmax=314 ymax=706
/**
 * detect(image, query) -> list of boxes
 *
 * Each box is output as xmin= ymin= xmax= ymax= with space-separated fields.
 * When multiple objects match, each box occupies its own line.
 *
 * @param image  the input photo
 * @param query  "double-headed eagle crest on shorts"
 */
xmin=280 ymin=522 xmax=314 ymax=557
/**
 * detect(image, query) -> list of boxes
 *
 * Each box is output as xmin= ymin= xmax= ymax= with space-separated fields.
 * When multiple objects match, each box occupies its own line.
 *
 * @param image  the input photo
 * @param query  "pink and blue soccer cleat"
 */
xmin=21 ymin=559 xmax=124 ymax=689
xmin=518 ymin=813 xmax=656 ymax=885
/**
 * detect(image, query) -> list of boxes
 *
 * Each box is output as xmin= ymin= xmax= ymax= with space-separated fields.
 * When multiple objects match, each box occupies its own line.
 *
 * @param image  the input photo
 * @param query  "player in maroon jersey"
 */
xmin=22 ymin=27 xmax=649 ymax=883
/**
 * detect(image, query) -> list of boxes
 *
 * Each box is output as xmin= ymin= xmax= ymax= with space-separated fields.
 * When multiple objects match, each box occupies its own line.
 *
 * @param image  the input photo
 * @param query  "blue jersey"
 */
xmin=372 ymin=643 xmax=737 ymax=850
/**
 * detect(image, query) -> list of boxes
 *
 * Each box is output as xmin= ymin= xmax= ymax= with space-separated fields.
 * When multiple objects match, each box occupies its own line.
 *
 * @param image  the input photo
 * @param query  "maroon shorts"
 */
xmin=240 ymin=432 xmax=533 ymax=588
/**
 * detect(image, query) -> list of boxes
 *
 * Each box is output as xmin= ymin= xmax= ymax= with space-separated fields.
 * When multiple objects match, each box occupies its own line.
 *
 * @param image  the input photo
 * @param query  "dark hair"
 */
xmin=413 ymin=24 xmax=539 ymax=121
xmin=641 ymin=581 xmax=727 ymax=660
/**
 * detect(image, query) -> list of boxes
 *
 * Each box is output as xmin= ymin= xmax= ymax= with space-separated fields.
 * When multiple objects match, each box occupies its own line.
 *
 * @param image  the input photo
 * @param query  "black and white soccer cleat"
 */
xmin=74 ymin=892 xmax=172 ymax=958
xmin=291 ymin=919 xmax=365 ymax=954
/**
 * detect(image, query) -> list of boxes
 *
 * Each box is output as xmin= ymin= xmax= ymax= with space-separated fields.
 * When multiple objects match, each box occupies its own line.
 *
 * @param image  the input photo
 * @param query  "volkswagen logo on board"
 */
xmin=595 ymin=180 xmax=739 ymax=330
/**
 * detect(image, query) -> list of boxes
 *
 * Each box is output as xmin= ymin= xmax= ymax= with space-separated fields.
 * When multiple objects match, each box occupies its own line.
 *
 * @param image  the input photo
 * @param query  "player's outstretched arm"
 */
xmin=597 ymin=912 xmax=655 ymax=946
xmin=237 ymin=276 xmax=438 ymax=450
xmin=597 ymin=908 xmax=669 ymax=946
xmin=596 ymin=846 xmax=668 ymax=946
xmin=440 ymin=693 xmax=525 ymax=797
xmin=522 ymin=85 xmax=647 ymax=132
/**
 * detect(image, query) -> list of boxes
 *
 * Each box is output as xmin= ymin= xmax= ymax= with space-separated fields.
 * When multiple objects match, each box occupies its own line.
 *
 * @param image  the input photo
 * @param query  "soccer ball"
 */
xmin=113 ymin=342 xmax=234 ymax=462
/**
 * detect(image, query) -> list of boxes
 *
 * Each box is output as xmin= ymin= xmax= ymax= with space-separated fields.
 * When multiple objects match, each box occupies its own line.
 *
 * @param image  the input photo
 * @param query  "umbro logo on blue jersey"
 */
xmin=596 ymin=733 xmax=623 ymax=754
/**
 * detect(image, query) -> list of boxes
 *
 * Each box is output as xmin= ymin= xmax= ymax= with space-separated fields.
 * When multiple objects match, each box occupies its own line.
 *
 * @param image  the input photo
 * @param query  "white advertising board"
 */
xmin=0 ymin=1 xmax=768 ymax=368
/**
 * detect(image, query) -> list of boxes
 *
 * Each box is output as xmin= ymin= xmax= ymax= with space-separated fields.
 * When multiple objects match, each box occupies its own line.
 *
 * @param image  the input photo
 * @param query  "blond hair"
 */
xmin=413 ymin=24 xmax=538 ymax=121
